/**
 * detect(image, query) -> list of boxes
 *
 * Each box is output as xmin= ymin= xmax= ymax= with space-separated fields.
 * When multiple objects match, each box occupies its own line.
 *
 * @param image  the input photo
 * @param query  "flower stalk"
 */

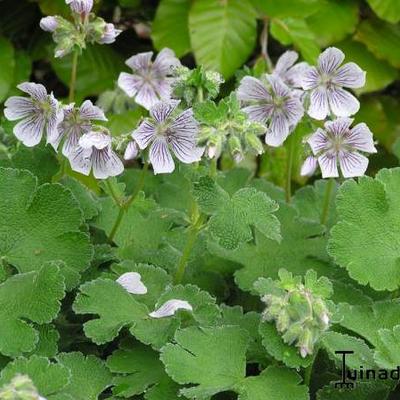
xmin=320 ymin=178 xmax=335 ymax=226
xmin=285 ymin=134 xmax=295 ymax=203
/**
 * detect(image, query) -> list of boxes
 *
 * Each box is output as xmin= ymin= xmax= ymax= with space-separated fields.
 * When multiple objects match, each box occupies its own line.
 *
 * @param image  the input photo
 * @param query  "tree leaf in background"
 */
xmin=152 ymin=0 xmax=191 ymax=57
xmin=0 ymin=37 xmax=15 ymax=103
xmin=189 ymin=0 xmax=257 ymax=79
xmin=336 ymin=39 xmax=398 ymax=94
xmin=355 ymin=19 xmax=400 ymax=68
xmin=252 ymin=0 xmax=323 ymax=18
xmin=51 ymin=45 xmax=125 ymax=102
xmin=307 ymin=0 xmax=359 ymax=47
xmin=6 ymin=51 xmax=31 ymax=98
xmin=366 ymin=0 xmax=400 ymax=24
xmin=270 ymin=18 xmax=320 ymax=63
xmin=118 ymin=0 xmax=141 ymax=7
xmin=38 ymin=0 xmax=71 ymax=17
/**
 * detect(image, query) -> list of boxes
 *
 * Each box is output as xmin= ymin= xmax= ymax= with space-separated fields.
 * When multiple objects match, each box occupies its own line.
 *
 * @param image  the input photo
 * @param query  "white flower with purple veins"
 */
xmin=301 ymin=47 xmax=366 ymax=120
xmin=48 ymin=100 xmax=107 ymax=156
xmin=237 ymin=75 xmax=304 ymax=147
xmin=133 ymin=101 xmax=203 ymax=174
xmin=118 ymin=48 xmax=181 ymax=110
xmin=273 ymin=50 xmax=308 ymax=88
xmin=69 ymin=132 xmax=124 ymax=179
xmin=301 ymin=117 xmax=377 ymax=178
xmin=65 ymin=0 xmax=93 ymax=15
xmin=99 ymin=23 xmax=122 ymax=44
xmin=4 ymin=82 xmax=63 ymax=147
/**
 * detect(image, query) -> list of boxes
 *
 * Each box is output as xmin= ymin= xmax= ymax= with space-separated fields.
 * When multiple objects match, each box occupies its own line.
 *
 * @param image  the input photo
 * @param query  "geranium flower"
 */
xmin=68 ymin=131 xmax=124 ymax=179
xmin=301 ymin=117 xmax=376 ymax=178
xmin=118 ymin=48 xmax=181 ymax=110
xmin=149 ymin=299 xmax=193 ymax=318
xmin=4 ymin=82 xmax=63 ymax=147
xmin=273 ymin=50 xmax=308 ymax=88
xmin=66 ymin=0 xmax=93 ymax=15
xmin=133 ymin=100 xmax=203 ymax=174
xmin=48 ymin=100 xmax=107 ymax=156
xmin=237 ymin=75 xmax=304 ymax=147
xmin=98 ymin=23 xmax=122 ymax=44
xmin=301 ymin=47 xmax=366 ymax=120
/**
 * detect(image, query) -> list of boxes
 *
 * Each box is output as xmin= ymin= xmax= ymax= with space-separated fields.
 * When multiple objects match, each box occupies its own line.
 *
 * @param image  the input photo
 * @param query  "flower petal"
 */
xmin=170 ymin=136 xmax=203 ymax=164
xmin=266 ymin=74 xmax=290 ymax=98
xmin=40 ymin=16 xmax=58 ymax=32
xmin=153 ymin=48 xmax=181 ymax=76
xmin=134 ymin=120 xmax=157 ymax=149
xmin=170 ymin=108 xmax=199 ymax=137
xmin=125 ymin=51 xmax=153 ymax=72
xmin=69 ymin=146 xmax=92 ymax=176
xmin=17 ymin=82 xmax=47 ymax=101
xmin=345 ymin=123 xmax=377 ymax=153
xmin=266 ymin=112 xmax=290 ymax=147
xmin=283 ymin=97 xmax=304 ymax=126
xmin=149 ymin=299 xmax=193 ymax=318
xmin=307 ymin=128 xmax=330 ymax=155
xmin=339 ymin=151 xmax=369 ymax=178
xmin=274 ymin=50 xmax=298 ymax=75
xmin=237 ymin=76 xmax=271 ymax=102
xmin=80 ymin=100 xmax=107 ymax=121
xmin=116 ymin=272 xmax=147 ymax=295
xmin=286 ymin=62 xmax=309 ymax=88
xmin=307 ymin=87 xmax=329 ymax=120
xmin=135 ymin=82 xmax=161 ymax=110
xmin=301 ymin=156 xmax=318 ymax=176
xmin=328 ymin=87 xmax=360 ymax=117
xmin=118 ymin=72 xmax=144 ymax=98
xmin=61 ymin=127 xmax=81 ymax=156
xmin=150 ymin=100 xmax=180 ymax=123
xmin=318 ymin=47 xmax=344 ymax=75
xmin=107 ymin=151 xmax=125 ymax=177
xmin=4 ymin=97 xmax=35 ymax=120
xmin=14 ymin=115 xmax=45 ymax=147
xmin=324 ymin=117 xmax=353 ymax=136
xmin=79 ymin=132 xmax=111 ymax=150
xmin=333 ymin=62 xmax=366 ymax=89
xmin=318 ymin=153 xmax=339 ymax=178
xmin=242 ymin=104 xmax=273 ymax=123
xmin=301 ymin=66 xmax=320 ymax=90
xmin=124 ymin=141 xmax=139 ymax=160
xmin=149 ymin=137 xmax=175 ymax=174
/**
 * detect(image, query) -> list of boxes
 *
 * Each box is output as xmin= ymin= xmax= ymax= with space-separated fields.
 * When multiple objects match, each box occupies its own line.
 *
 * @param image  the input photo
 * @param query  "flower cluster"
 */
xmin=0 ymin=374 xmax=46 ymax=400
xmin=255 ymin=270 xmax=335 ymax=358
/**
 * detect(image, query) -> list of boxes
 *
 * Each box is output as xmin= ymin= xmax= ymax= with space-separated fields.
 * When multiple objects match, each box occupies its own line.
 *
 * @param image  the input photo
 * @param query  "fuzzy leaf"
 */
xmin=0 ymin=168 xmax=93 ymax=289
xmin=0 ymin=263 xmax=65 ymax=357
xmin=328 ymin=168 xmax=400 ymax=291
xmin=374 ymin=325 xmax=400 ymax=369
xmin=161 ymin=326 xmax=249 ymax=399
xmin=317 ymin=382 xmax=390 ymax=400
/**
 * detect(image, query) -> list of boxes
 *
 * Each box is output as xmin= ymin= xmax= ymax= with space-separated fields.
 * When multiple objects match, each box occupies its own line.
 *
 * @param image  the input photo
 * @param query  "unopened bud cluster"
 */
xmin=0 ymin=374 xmax=45 ymax=400
xmin=255 ymin=269 xmax=335 ymax=358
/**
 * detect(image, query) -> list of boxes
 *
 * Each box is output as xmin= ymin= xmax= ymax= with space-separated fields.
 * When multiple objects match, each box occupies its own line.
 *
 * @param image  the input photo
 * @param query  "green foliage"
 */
xmin=0 ymin=37 xmax=15 ymax=103
xmin=366 ymin=0 xmax=400 ymax=23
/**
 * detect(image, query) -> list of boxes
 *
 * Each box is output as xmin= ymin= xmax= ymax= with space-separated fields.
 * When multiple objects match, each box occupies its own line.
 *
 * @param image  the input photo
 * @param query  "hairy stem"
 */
xmin=320 ymin=178 xmax=335 ymax=226
xmin=69 ymin=51 xmax=79 ymax=103
xmin=108 ymin=161 xmax=149 ymax=243
xmin=260 ymin=17 xmax=273 ymax=72
xmin=285 ymin=135 xmax=295 ymax=203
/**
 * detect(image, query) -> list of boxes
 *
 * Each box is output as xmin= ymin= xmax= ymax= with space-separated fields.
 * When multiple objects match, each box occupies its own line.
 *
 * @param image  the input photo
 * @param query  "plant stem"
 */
xmin=69 ymin=51 xmax=79 ymax=102
xmin=108 ymin=161 xmax=149 ymax=243
xmin=197 ymin=86 xmax=204 ymax=103
xmin=209 ymin=158 xmax=217 ymax=178
xmin=320 ymin=178 xmax=335 ymax=226
xmin=285 ymin=135 xmax=295 ymax=203
xmin=260 ymin=17 xmax=273 ymax=72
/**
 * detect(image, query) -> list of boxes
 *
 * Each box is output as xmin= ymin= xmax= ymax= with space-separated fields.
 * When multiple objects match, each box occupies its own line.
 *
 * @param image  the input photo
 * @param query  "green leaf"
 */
xmin=107 ymin=342 xmax=179 ymax=398
xmin=238 ymin=366 xmax=309 ymax=400
xmin=106 ymin=109 xmax=144 ymax=137
xmin=336 ymin=39 xmax=398 ymax=94
xmin=0 ymin=36 xmax=15 ymax=103
xmin=161 ymin=326 xmax=249 ymax=399
xmin=307 ymin=0 xmax=359 ymax=47
xmin=193 ymin=177 xmax=280 ymax=250
xmin=317 ymin=382 xmax=391 ymax=400
xmin=355 ymin=19 xmax=400 ymax=68
xmin=189 ymin=0 xmax=257 ymax=78
xmin=366 ymin=0 xmax=400 ymax=23
xmin=0 ymin=168 xmax=93 ymax=289
xmin=210 ymin=203 xmax=330 ymax=292
xmin=39 ymin=0 xmax=71 ymax=16
xmin=0 ymin=355 xmax=70 ymax=398
xmin=328 ymin=168 xmax=400 ymax=291
xmin=270 ymin=18 xmax=320 ymax=63
xmin=30 ymin=325 xmax=59 ymax=357
xmin=6 ymin=50 xmax=31 ymax=98
xmin=51 ymin=45 xmax=125 ymax=101
xmin=258 ymin=321 xmax=312 ymax=368
xmin=152 ymin=0 xmax=191 ymax=57
xmin=0 ymin=263 xmax=65 ymax=357
xmin=56 ymin=352 xmax=112 ymax=400
xmin=338 ymin=301 xmax=400 ymax=347
xmin=73 ymin=278 xmax=148 ymax=344
xmin=374 ymin=325 xmax=400 ymax=369
xmin=252 ymin=0 xmax=322 ymax=18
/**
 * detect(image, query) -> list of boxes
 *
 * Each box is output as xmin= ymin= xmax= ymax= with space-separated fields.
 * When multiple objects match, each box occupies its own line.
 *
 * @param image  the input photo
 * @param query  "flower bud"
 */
xmin=98 ymin=23 xmax=122 ymax=44
xmin=228 ymin=136 xmax=243 ymax=163
xmin=245 ymin=132 xmax=264 ymax=155
xmin=66 ymin=0 xmax=93 ymax=16
xmin=40 ymin=16 xmax=58 ymax=32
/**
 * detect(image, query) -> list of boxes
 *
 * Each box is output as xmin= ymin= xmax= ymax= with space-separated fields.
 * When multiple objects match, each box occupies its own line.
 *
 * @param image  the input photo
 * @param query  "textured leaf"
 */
xmin=189 ymin=0 xmax=257 ymax=78
xmin=238 ymin=366 xmax=309 ymax=400
xmin=56 ymin=352 xmax=112 ymax=400
xmin=152 ymin=0 xmax=190 ymax=57
xmin=194 ymin=177 xmax=280 ymax=250
xmin=366 ymin=0 xmax=400 ymax=23
xmin=30 ymin=325 xmax=59 ymax=358
xmin=0 ymin=168 xmax=93 ymax=289
xmin=0 ymin=355 xmax=70 ymax=399
xmin=107 ymin=342 xmax=179 ymax=398
xmin=355 ymin=19 xmax=400 ymax=68
xmin=161 ymin=326 xmax=249 ymax=399
xmin=328 ymin=168 xmax=400 ymax=291
xmin=374 ymin=325 xmax=400 ymax=369
xmin=0 ymin=263 xmax=65 ymax=357
xmin=317 ymin=382 xmax=390 ymax=400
